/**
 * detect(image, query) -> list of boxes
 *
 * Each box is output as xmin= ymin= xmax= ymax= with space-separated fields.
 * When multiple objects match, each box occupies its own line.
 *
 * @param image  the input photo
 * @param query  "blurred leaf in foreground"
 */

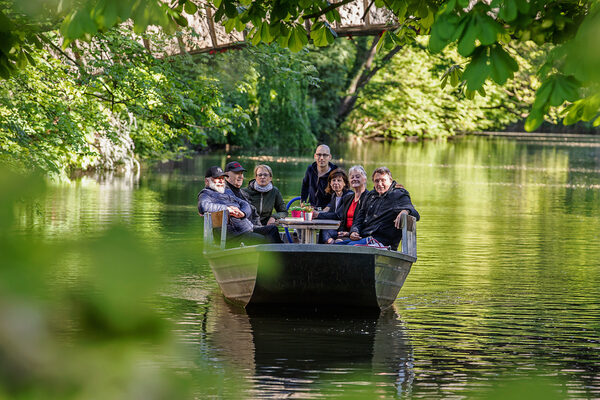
xmin=0 ymin=168 xmax=195 ymax=399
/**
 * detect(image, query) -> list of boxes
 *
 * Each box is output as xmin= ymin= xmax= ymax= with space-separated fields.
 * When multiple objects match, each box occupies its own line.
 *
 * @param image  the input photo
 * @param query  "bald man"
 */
xmin=300 ymin=144 xmax=338 ymax=209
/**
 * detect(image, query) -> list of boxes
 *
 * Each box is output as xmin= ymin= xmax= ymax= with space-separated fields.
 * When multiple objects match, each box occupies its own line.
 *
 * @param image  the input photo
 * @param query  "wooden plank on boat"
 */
xmin=401 ymin=214 xmax=417 ymax=258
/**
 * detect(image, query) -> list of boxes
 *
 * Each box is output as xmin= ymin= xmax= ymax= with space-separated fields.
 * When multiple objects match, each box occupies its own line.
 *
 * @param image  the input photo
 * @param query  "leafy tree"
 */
xmin=3 ymin=0 xmax=589 ymax=131
xmin=197 ymin=44 xmax=319 ymax=149
xmin=342 ymin=39 xmax=551 ymax=139
xmin=0 ymin=26 xmax=242 ymax=176
xmin=207 ymin=0 xmax=600 ymax=130
xmin=302 ymin=36 xmax=556 ymax=141
xmin=3 ymin=0 xmax=599 ymax=176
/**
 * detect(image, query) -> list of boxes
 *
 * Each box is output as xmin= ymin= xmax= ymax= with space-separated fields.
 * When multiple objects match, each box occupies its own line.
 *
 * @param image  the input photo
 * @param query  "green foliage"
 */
xmin=0 ymin=169 xmax=192 ymax=398
xmin=3 ymin=0 xmax=600 ymax=131
xmin=304 ymin=39 xmax=357 ymax=139
xmin=198 ymin=44 xmax=319 ymax=149
xmin=429 ymin=0 xmax=597 ymax=130
xmin=3 ymin=0 xmax=599 ymax=176
xmin=525 ymin=73 xmax=580 ymax=131
xmin=203 ymin=0 xmax=599 ymax=129
xmin=0 ymin=27 xmax=242 ymax=176
xmin=342 ymin=39 xmax=547 ymax=140
xmin=0 ymin=47 xmax=111 ymax=176
xmin=0 ymin=168 xmax=255 ymax=398
xmin=310 ymin=22 xmax=337 ymax=48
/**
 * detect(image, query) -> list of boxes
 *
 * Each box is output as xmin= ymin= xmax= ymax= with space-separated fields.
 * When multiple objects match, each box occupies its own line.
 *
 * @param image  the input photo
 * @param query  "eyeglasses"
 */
xmin=315 ymin=153 xmax=331 ymax=158
xmin=256 ymin=173 xmax=270 ymax=178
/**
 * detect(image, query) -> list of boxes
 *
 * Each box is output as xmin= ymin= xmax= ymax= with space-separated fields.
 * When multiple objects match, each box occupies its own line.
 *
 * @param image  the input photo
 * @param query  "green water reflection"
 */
xmin=16 ymin=135 xmax=600 ymax=398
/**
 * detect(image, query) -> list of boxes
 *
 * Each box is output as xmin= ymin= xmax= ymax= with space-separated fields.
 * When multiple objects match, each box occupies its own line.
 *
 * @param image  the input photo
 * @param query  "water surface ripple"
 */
xmin=26 ymin=136 xmax=600 ymax=398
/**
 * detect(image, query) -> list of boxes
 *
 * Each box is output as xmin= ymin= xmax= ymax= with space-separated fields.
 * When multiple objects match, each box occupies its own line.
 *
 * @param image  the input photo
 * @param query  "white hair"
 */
xmin=348 ymin=165 xmax=367 ymax=179
xmin=206 ymin=177 xmax=225 ymax=193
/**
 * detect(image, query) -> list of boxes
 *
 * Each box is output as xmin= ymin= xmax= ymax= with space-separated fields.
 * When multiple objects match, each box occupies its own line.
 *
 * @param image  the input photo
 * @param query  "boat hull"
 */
xmin=205 ymin=244 xmax=415 ymax=310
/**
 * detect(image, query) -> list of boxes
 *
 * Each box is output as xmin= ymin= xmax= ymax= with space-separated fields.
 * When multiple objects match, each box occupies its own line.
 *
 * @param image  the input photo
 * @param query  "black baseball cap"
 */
xmin=205 ymin=166 xmax=228 ymax=178
xmin=225 ymin=161 xmax=246 ymax=172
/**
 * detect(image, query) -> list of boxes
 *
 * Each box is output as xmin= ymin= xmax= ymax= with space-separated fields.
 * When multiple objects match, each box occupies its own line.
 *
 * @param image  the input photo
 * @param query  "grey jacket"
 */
xmin=197 ymin=187 xmax=254 ymax=236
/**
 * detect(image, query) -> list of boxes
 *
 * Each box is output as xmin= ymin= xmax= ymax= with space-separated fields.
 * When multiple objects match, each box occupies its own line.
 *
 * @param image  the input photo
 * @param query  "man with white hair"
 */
xmin=198 ymin=166 xmax=265 ymax=246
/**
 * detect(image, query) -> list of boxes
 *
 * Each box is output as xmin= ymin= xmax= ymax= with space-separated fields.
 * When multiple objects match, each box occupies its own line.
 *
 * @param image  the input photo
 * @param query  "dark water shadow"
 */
xmin=207 ymin=293 xmax=414 ymax=398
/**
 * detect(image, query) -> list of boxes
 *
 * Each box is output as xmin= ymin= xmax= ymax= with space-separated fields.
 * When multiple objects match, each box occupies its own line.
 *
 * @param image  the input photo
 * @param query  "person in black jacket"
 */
xmin=315 ymin=168 xmax=351 ymax=218
xmin=300 ymin=144 xmax=338 ymax=209
xmin=319 ymin=165 xmax=369 ymax=243
xmin=315 ymin=168 xmax=351 ymax=243
xmin=342 ymin=167 xmax=420 ymax=250
xmin=224 ymin=161 xmax=260 ymax=225
xmin=224 ymin=161 xmax=283 ymax=243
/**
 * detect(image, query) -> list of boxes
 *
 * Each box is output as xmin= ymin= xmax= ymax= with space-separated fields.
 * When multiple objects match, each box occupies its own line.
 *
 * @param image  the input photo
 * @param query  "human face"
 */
xmin=207 ymin=177 xmax=226 ymax=193
xmin=349 ymin=171 xmax=366 ymax=189
xmin=330 ymin=176 xmax=345 ymax=196
xmin=373 ymin=173 xmax=392 ymax=195
xmin=226 ymin=171 xmax=244 ymax=189
xmin=314 ymin=145 xmax=331 ymax=168
xmin=255 ymin=167 xmax=272 ymax=186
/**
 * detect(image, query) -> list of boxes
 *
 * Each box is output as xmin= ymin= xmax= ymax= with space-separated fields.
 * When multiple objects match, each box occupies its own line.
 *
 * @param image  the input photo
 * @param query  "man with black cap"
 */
xmin=224 ymin=161 xmax=257 ymax=221
xmin=198 ymin=166 xmax=265 ymax=247
xmin=224 ymin=161 xmax=283 ymax=243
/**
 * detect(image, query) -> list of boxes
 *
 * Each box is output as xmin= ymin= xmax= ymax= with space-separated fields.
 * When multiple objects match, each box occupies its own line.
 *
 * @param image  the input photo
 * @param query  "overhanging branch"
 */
xmin=302 ymin=0 xmax=356 ymax=20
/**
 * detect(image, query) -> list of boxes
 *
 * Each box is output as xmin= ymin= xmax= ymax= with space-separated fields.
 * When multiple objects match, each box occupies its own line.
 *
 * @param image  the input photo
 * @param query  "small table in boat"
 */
xmin=277 ymin=218 xmax=340 ymax=244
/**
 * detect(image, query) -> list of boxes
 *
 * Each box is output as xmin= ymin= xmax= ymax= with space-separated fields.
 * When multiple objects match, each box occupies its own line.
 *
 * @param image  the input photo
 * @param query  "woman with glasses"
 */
xmin=243 ymin=164 xmax=288 ymax=226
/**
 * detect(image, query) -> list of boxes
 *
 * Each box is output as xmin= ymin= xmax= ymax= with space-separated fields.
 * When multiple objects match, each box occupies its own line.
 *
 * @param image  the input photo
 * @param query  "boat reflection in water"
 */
xmin=206 ymin=294 xmax=414 ymax=398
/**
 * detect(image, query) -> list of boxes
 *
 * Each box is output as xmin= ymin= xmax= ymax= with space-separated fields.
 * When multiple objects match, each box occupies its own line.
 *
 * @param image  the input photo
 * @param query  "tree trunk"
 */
xmin=335 ymin=36 xmax=403 ymax=127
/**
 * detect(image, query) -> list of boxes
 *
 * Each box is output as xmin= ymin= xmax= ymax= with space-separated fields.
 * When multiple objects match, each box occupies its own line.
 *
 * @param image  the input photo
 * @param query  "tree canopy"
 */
xmin=1 ymin=0 xmax=599 ymax=132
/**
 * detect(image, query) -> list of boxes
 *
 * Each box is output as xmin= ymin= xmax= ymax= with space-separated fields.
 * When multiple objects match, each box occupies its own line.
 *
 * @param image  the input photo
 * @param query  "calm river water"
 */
xmin=29 ymin=135 xmax=600 ymax=398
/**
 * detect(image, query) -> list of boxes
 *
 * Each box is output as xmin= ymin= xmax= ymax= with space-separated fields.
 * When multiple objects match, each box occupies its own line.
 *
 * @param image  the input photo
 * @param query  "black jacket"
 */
xmin=335 ymin=189 xmax=369 ymax=232
xmin=242 ymin=180 xmax=288 ymax=226
xmin=225 ymin=181 xmax=262 ymax=226
xmin=300 ymin=161 xmax=338 ymax=209
xmin=316 ymin=189 xmax=353 ymax=220
xmin=350 ymin=182 xmax=420 ymax=250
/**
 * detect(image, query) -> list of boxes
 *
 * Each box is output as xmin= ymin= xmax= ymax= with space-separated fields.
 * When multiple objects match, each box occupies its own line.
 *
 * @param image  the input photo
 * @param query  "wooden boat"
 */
xmin=203 ymin=211 xmax=417 ymax=311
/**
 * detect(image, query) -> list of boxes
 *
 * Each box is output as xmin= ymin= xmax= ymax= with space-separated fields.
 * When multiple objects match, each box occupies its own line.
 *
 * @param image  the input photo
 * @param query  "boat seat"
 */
xmin=202 ymin=210 xmax=229 ymax=250
xmin=210 ymin=211 xmax=225 ymax=228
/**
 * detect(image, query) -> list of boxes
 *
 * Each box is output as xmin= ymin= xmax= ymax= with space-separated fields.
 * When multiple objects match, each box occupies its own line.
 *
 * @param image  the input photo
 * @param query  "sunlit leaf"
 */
xmin=498 ymin=0 xmax=518 ymax=21
xmin=184 ymin=1 xmax=198 ymax=14
xmin=489 ymin=45 xmax=518 ymax=85
xmin=457 ymin=17 xmax=478 ymax=56
xmin=287 ymin=25 xmax=307 ymax=52
xmin=525 ymin=110 xmax=544 ymax=131
xmin=477 ymin=14 xmax=502 ymax=45
xmin=462 ymin=47 xmax=489 ymax=91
